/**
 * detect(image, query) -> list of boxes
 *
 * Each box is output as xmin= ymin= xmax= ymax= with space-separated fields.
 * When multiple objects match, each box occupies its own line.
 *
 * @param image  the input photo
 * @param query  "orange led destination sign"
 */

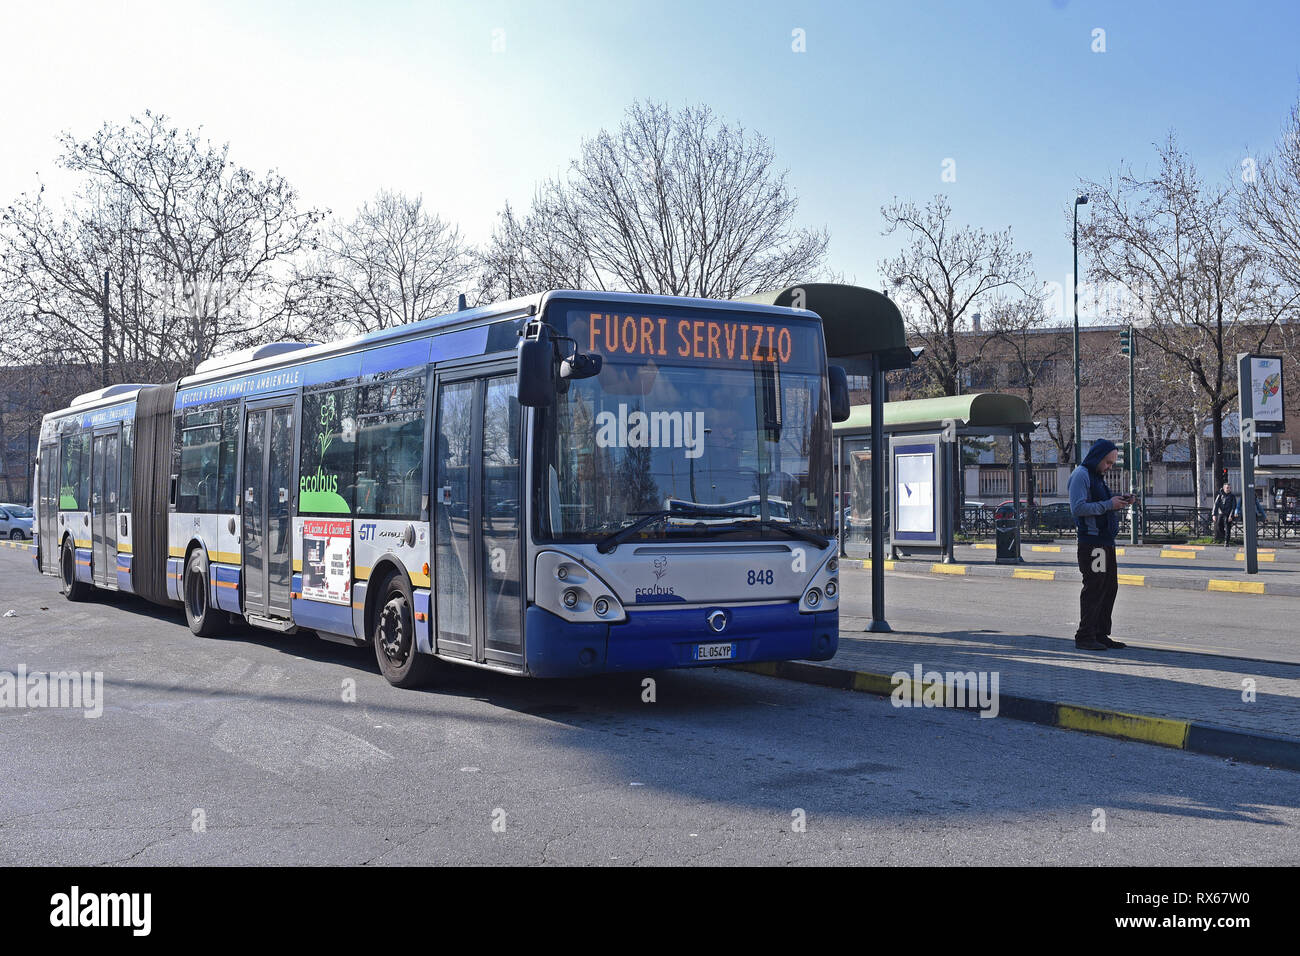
xmin=583 ymin=311 xmax=799 ymax=364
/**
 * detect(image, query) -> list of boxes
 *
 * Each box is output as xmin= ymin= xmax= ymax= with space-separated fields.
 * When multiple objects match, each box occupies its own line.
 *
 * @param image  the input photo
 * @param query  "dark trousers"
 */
xmin=1076 ymin=542 xmax=1118 ymax=640
xmin=1214 ymin=514 xmax=1228 ymax=543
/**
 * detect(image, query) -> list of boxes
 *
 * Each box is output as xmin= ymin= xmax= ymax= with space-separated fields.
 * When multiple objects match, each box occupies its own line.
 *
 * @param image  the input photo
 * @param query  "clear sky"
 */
xmin=2 ymin=0 xmax=1298 ymax=320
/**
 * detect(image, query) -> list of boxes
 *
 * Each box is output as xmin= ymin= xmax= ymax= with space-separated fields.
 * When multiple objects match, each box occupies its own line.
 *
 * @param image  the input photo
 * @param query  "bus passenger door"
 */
xmin=90 ymin=429 xmax=119 ymax=589
xmin=432 ymin=369 xmax=522 ymax=666
xmin=39 ymin=443 xmax=59 ymax=573
xmin=242 ymin=401 xmax=296 ymax=622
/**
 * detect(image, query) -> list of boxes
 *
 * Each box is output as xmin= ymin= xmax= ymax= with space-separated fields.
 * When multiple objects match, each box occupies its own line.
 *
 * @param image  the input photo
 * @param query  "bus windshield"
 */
xmin=536 ymin=305 xmax=834 ymax=543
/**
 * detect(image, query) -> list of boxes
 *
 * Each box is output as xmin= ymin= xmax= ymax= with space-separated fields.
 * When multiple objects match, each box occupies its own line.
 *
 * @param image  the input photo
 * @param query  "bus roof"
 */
xmin=46 ymin=289 xmax=821 ymax=421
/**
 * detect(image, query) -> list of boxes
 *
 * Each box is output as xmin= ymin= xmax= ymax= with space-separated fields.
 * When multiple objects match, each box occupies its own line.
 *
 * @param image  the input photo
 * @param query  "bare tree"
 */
xmin=0 ymin=111 xmax=323 ymax=387
xmin=478 ymin=102 xmax=829 ymax=300
xmin=476 ymin=200 xmax=594 ymax=303
xmin=983 ymin=291 xmax=1068 ymax=511
xmin=304 ymin=190 xmax=475 ymax=335
xmin=1079 ymin=134 xmax=1284 ymax=485
xmin=878 ymin=195 xmax=1033 ymax=397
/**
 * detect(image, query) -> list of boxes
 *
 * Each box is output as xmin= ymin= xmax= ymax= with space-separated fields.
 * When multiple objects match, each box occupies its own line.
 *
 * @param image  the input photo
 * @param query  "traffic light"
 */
xmin=1117 ymin=442 xmax=1130 ymax=470
xmin=1119 ymin=327 xmax=1136 ymax=356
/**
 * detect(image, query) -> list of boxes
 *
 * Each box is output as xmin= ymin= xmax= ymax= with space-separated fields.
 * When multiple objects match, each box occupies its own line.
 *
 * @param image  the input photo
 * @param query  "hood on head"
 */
xmin=1082 ymin=438 xmax=1117 ymax=471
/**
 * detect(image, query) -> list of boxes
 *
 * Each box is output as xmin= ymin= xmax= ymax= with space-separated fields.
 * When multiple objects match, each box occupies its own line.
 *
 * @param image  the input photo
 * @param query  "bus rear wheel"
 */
xmin=184 ymin=551 xmax=223 ymax=637
xmin=373 ymin=573 xmax=437 ymax=688
xmin=60 ymin=538 xmax=91 ymax=601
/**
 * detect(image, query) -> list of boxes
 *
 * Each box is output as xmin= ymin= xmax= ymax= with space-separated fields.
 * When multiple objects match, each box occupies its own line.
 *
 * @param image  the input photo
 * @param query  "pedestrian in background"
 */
xmin=1069 ymin=439 xmax=1133 ymax=651
xmin=1212 ymin=482 xmax=1237 ymax=546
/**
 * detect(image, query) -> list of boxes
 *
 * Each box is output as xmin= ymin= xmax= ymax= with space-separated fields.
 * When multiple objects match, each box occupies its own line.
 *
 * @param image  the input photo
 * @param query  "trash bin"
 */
xmin=994 ymin=503 xmax=1020 ymax=561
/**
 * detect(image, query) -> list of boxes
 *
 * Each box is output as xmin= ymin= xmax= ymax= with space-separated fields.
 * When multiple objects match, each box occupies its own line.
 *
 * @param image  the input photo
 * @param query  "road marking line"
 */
xmin=1208 ymin=579 xmax=1266 ymax=594
xmin=1117 ymin=573 xmax=1145 ymax=586
xmin=1013 ymin=568 xmax=1055 ymax=580
xmin=1160 ymin=549 xmax=1197 ymax=559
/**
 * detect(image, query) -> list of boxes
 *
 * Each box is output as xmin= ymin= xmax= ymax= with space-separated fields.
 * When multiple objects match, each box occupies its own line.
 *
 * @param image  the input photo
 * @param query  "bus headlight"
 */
xmin=534 ymin=552 xmax=627 ymax=623
xmin=800 ymin=552 xmax=840 ymax=613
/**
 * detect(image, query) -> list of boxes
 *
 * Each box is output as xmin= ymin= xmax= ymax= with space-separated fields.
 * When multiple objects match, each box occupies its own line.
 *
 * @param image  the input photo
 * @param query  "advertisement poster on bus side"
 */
xmin=302 ymin=519 xmax=352 ymax=605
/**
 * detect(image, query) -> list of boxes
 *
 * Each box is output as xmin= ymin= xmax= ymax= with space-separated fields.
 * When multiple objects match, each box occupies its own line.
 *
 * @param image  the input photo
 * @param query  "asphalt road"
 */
xmin=1 ymin=548 xmax=1297 ymax=865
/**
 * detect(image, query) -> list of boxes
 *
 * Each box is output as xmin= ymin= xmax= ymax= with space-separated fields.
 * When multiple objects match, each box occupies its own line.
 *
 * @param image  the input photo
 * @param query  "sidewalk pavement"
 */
xmin=742 ymin=585 xmax=1300 ymax=772
xmin=966 ymin=540 xmax=1300 ymax=565
xmin=849 ymin=547 xmax=1300 ymax=598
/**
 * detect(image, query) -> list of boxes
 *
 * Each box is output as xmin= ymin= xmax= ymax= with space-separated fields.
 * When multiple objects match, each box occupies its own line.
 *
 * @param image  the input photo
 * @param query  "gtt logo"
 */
xmin=357 ymin=523 xmax=377 ymax=541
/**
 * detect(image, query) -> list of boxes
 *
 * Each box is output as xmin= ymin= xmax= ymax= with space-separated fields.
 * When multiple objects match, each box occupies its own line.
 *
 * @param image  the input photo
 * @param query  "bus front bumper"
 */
xmin=524 ymin=603 xmax=838 ymax=678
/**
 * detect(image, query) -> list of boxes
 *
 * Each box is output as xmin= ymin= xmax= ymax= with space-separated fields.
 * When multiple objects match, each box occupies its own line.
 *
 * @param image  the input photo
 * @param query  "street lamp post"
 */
xmin=1072 ymin=194 xmax=1089 ymax=464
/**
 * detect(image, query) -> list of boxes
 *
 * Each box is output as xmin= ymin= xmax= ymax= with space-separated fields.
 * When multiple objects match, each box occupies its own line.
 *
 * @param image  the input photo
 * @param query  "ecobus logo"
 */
xmin=595 ymin=404 xmax=706 ymax=459
xmin=0 ymin=665 xmax=103 ymax=718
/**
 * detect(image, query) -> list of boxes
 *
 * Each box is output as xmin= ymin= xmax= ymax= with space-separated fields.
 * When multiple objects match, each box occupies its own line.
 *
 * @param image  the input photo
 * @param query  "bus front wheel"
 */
xmin=373 ymin=573 xmax=438 ymax=688
xmin=184 ymin=552 xmax=223 ymax=637
xmin=60 ymin=538 xmax=91 ymax=601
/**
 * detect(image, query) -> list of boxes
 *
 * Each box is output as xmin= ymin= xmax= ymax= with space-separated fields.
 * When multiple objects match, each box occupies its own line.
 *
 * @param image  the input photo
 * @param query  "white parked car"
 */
xmin=0 ymin=504 xmax=34 ymax=540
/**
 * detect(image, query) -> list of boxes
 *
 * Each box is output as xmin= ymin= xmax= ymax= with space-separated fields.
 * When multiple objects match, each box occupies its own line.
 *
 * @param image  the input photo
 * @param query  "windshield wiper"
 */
xmin=596 ymin=508 xmax=753 ymax=554
xmin=710 ymin=517 xmax=830 ymax=549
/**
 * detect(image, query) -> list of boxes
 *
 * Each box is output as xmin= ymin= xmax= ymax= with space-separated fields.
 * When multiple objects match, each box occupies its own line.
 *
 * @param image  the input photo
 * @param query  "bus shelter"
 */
xmin=833 ymin=393 xmax=1035 ymax=566
xmin=738 ymin=284 xmax=913 ymax=631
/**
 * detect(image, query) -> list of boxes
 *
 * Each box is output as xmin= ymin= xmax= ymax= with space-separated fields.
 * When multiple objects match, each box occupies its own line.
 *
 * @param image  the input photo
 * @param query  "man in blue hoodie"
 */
xmin=1068 ymin=438 xmax=1134 ymax=651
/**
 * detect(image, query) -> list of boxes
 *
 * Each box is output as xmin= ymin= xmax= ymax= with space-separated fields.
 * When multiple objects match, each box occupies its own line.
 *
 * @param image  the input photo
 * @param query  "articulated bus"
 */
xmin=32 ymin=291 xmax=849 ymax=687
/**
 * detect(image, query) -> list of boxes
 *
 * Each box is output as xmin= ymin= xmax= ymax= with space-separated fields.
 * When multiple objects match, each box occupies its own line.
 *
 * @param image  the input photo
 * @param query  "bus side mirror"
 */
xmin=560 ymin=352 xmax=602 ymax=380
xmin=517 ymin=337 xmax=555 ymax=407
xmin=829 ymin=366 xmax=851 ymax=422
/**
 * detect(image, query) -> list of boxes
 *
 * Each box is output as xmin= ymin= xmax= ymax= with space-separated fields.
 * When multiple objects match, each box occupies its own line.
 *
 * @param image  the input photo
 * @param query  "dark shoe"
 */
xmin=1097 ymin=635 xmax=1127 ymax=649
xmin=1075 ymin=636 xmax=1108 ymax=650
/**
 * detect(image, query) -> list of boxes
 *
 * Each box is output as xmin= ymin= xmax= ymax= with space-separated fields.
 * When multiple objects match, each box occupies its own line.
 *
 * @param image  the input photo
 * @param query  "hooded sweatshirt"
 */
xmin=1069 ymin=438 xmax=1119 ymax=545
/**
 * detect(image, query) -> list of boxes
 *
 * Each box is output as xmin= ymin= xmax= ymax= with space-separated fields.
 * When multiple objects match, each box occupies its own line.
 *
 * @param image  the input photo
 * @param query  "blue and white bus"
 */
xmin=33 ymin=291 xmax=848 ymax=686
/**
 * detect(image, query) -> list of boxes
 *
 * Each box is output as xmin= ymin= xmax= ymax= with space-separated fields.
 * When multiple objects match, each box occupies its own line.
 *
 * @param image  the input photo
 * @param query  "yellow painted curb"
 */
xmin=1235 ymin=553 xmax=1275 ymax=562
xmin=852 ymin=672 xmax=898 ymax=695
xmin=971 ymin=543 xmax=995 ymax=550
xmin=860 ymin=559 xmax=896 ymax=571
xmin=1056 ymin=705 xmax=1190 ymax=748
xmin=1117 ymin=573 xmax=1146 ymax=586
xmin=1013 ymin=568 xmax=1055 ymax=580
xmin=1160 ymin=549 xmax=1197 ymax=559
xmin=1208 ymin=579 xmax=1266 ymax=594
xmin=930 ymin=564 xmax=967 ymax=575
xmin=1114 ymin=548 xmax=1126 ymax=556
xmin=1169 ymin=544 xmax=1204 ymax=551
xmin=1029 ymin=545 xmax=1062 ymax=553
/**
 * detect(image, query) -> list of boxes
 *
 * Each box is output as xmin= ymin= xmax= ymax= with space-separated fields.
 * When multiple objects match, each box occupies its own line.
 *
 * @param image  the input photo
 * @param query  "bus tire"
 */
xmin=60 ymin=537 xmax=91 ymax=602
xmin=372 ymin=572 xmax=437 ymax=688
xmin=183 ymin=551 xmax=223 ymax=637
